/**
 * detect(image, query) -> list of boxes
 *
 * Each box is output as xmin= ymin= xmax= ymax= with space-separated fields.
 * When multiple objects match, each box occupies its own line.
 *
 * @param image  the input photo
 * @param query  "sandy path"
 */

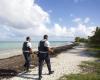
xmin=4 ymin=46 xmax=94 ymax=80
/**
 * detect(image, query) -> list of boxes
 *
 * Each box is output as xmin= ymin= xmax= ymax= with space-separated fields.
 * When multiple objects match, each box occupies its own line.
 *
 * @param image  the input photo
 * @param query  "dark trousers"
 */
xmin=23 ymin=52 xmax=31 ymax=70
xmin=38 ymin=53 xmax=51 ymax=77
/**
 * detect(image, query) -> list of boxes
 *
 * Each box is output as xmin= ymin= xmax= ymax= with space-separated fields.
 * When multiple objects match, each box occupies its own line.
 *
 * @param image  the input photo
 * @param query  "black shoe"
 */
xmin=26 ymin=69 xmax=31 ymax=72
xmin=38 ymin=76 xmax=42 ymax=80
xmin=48 ymin=71 xmax=54 ymax=75
xmin=23 ymin=67 xmax=28 ymax=71
xmin=24 ymin=67 xmax=30 ymax=72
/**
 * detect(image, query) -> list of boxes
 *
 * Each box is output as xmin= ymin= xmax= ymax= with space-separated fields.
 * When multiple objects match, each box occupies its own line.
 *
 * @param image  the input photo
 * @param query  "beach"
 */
xmin=0 ymin=43 xmax=76 ymax=79
xmin=0 ymin=41 xmax=71 ymax=59
xmin=0 ymin=0 xmax=99 ymax=80
xmin=1 ymin=43 xmax=95 ymax=80
xmin=0 ymin=49 xmax=37 ymax=59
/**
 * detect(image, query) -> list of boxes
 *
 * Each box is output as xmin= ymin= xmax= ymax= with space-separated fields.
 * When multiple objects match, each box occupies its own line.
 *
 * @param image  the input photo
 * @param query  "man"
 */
xmin=38 ymin=35 xmax=54 ymax=80
xmin=22 ymin=36 xmax=33 ymax=72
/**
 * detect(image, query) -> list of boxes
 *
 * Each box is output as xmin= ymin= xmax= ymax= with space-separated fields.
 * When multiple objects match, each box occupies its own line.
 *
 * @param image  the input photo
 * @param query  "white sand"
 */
xmin=4 ymin=46 xmax=94 ymax=80
xmin=0 ymin=49 xmax=37 ymax=59
xmin=0 ymin=50 xmax=21 ymax=59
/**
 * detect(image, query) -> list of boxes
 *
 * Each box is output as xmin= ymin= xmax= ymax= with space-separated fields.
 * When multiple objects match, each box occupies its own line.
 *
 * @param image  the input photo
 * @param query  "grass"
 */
xmin=59 ymin=61 xmax=100 ymax=80
xmin=87 ymin=48 xmax=100 ymax=51
xmin=59 ymin=73 xmax=100 ymax=80
xmin=58 ymin=47 xmax=100 ymax=80
xmin=85 ymin=47 xmax=100 ymax=58
xmin=79 ymin=61 xmax=100 ymax=74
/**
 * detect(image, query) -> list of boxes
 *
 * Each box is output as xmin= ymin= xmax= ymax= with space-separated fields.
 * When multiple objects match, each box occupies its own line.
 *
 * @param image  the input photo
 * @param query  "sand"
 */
xmin=5 ymin=46 xmax=94 ymax=80
xmin=0 ymin=49 xmax=37 ymax=59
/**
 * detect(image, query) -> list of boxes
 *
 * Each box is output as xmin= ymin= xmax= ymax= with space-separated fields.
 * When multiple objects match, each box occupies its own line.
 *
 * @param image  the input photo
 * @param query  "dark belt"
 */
xmin=23 ymin=51 xmax=30 ymax=52
xmin=39 ymin=51 xmax=48 ymax=53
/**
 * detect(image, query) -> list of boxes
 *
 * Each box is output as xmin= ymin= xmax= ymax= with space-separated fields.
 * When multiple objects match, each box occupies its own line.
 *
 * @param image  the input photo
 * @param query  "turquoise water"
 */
xmin=0 ymin=41 xmax=72 ymax=51
xmin=0 ymin=41 xmax=72 ymax=58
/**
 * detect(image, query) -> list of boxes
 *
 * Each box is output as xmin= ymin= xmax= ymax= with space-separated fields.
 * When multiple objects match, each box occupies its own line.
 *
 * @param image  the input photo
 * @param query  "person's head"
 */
xmin=43 ymin=34 xmax=48 ymax=40
xmin=26 ymin=36 xmax=31 ymax=41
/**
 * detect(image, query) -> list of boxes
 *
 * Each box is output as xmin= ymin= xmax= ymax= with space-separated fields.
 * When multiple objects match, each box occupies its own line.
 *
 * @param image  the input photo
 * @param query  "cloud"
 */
xmin=72 ymin=17 xmax=95 ymax=37
xmin=84 ymin=17 xmax=90 ymax=23
xmin=73 ymin=23 xmax=96 ymax=37
xmin=0 ymin=22 xmax=96 ymax=41
xmin=72 ymin=18 xmax=81 ymax=23
xmin=0 ymin=25 xmax=16 ymax=40
xmin=0 ymin=0 xmax=96 ymax=41
xmin=32 ymin=23 xmax=95 ymax=38
xmin=51 ymin=24 xmax=68 ymax=36
xmin=0 ymin=0 xmax=50 ymax=29
xmin=73 ymin=17 xmax=91 ymax=24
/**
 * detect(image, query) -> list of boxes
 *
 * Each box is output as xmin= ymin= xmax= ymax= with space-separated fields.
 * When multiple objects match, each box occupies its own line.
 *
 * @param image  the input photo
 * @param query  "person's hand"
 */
xmin=51 ymin=48 xmax=54 ymax=53
xmin=29 ymin=49 xmax=33 ymax=54
xmin=48 ymin=48 xmax=54 ymax=54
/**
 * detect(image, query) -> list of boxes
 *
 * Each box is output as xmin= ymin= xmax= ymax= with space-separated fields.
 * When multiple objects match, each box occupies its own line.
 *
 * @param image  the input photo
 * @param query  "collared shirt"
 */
xmin=23 ymin=41 xmax=32 ymax=52
xmin=38 ymin=39 xmax=51 ymax=53
xmin=26 ymin=41 xmax=32 ymax=48
xmin=38 ymin=39 xmax=50 ymax=48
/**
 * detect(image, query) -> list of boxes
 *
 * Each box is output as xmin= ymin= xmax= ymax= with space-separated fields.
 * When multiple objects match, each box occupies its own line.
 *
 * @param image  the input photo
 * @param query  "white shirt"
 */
xmin=38 ymin=39 xmax=50 ymax=48
xmin=44 ymin=40 xmax=50 ymax=47
xmin=26 ymin=41 xmax=32 ymax=48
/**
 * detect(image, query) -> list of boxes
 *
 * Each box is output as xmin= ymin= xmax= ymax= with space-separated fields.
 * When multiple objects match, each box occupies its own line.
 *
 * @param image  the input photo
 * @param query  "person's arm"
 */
xmin=45 ymin=41 xmax=53 ymax=53
xmin=48 ymin=47 xmax=53 ymax=53
xmin=29 ymin=48 xmax=33 ymax=54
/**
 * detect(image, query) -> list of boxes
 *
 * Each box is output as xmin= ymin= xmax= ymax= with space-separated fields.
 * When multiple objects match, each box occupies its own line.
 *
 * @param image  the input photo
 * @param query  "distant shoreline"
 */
xmin=0 ymin=48 xmax=37 ymax=59
xmin=0 ymin=41 xmax=73 ymax=59
xmin=0 ymin=43 xmax=76 ymax=60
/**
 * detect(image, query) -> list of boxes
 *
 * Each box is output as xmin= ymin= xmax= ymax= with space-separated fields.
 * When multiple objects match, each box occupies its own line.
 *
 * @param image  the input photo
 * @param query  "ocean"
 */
xmin=0 ymin=41 xmax=72 ymax=59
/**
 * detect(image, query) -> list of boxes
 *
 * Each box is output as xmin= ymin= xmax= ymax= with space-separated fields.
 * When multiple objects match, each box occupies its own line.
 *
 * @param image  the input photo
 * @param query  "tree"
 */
xmin=89 ymin=27 xmax=100 ymax=47
xmin=75 ymin=37 xmax=80 ymax=42
xmin=75 ymin=37 xmax=88 ymax=43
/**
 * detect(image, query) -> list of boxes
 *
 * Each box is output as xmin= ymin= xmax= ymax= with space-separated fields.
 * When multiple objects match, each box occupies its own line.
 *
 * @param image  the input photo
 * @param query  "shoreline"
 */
xmin=0 ymin=49 xmax=37 ymax=59
xmin=0 ymin=42 xmax=73 ymax=59
xmin=0 ymin=43 xmax=77 ymax=79
xmin=3 ymin=43 xmax=95 ymax=80
xmin=0 ymin=42 xmax=75 ymax=60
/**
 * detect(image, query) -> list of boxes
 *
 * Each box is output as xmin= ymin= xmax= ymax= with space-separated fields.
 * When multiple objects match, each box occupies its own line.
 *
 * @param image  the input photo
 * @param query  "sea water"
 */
xmin=0 ymin=41 xmax=72 ymax=59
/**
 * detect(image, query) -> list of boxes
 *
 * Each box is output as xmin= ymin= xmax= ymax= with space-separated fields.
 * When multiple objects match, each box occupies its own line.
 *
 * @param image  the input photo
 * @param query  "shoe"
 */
xmin=38 ymin=76 xmax=42 ymax=80
xmin=48 ymin=71 xmax=54 ymax=75
xmin=25 ymin=67 xmax=31 ymax=72
xmin=26 ymin=69 xmax=31 ymax=72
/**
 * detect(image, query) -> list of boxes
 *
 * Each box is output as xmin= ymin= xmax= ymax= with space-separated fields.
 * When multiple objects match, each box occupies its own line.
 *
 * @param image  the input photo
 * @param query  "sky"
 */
xmin=0 ymin=0 xmax=99 ymax=41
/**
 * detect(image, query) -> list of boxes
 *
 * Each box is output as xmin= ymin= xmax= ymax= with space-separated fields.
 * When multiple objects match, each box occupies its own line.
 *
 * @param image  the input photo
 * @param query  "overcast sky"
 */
xmin=0 ymin=0 xmax=99 ymax=41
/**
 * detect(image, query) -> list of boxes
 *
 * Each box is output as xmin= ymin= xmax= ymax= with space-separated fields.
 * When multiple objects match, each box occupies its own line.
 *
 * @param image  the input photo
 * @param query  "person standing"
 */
xmin=22 ymin=36 xmax=33 ymax=72
xmin=38 ymin=35 xmax=54 ymax=80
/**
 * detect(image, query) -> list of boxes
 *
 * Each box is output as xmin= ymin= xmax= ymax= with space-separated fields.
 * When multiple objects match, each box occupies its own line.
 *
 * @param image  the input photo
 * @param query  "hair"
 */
xmin=26 ymin=36 xmax=30 ymax=41
xmin=43 ymin=34 xmax=48 ymax=39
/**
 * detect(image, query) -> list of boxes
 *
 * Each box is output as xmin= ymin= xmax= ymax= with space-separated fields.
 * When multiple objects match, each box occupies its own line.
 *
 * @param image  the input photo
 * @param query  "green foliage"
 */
xmin=75 ymin=37 xmax=88 ymax=43
xmin=88 ymin=27 xmax=100 ymax=47
xmin=59 ymin=61 xmax=100 ymax=80
xmin=86 ymin=48 xmax=100 ymax=58
xmin=75 ymin=37 xmax=80 ymax=42
xmin=59 ymin=73 xmax=100 ymax=80
xmin=79 ymin=61 xmax=100 ymax=74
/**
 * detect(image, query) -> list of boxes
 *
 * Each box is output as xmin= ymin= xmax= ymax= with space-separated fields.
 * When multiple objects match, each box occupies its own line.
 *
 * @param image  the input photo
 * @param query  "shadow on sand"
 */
xmin=17 ymin=71 xmax=48 ymax=80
